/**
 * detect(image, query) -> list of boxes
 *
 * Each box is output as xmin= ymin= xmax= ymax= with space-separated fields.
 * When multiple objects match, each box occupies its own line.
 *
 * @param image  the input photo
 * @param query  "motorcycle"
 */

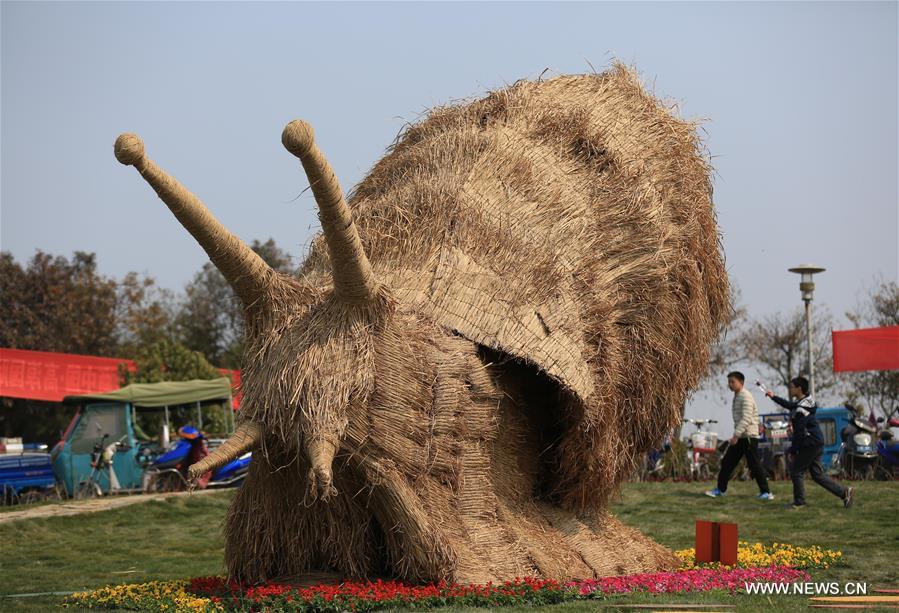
xmin=638 ymin=440 xmax=672 ymax=481
xmin=835 ymin=409 xmax=879 ymax=480
xmin=684 ymin=419 xmax=718 ymax=481
xmin=74 ymin=434 xmax=131 ymax=498
xmin=143 ymin=426 xmax=250 ymax=492
xmin=759 ymin=413 xmax=792 ymax=480
xmin=875 ymin=417 xmax=899 ymax=480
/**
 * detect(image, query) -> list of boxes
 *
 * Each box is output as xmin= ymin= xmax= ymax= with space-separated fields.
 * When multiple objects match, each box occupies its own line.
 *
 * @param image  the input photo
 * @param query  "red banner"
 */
xmin=0 ymin=348 xmax=241 ymax=407
xmin=832 ymin=327 xmax=899 ymax=372
xmin=0 ymin=348 xmax=132 ymax=402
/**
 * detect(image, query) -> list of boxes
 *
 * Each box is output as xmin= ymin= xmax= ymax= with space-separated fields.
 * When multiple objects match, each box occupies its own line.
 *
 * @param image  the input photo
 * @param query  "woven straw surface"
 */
xmin=117 ymin=65 xmax=727 ymax=584
xmin=290 ymin=65 xmax=728 ymax=508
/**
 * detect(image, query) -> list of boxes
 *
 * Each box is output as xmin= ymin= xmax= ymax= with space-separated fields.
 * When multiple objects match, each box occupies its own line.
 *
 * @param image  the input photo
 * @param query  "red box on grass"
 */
xmin=718 ymin=522 xmax=738 ymax=565
xmin=695 ymin=520 xmax=717 ymax=563
xmin=695 ymin=520 xmax=738 ymax=564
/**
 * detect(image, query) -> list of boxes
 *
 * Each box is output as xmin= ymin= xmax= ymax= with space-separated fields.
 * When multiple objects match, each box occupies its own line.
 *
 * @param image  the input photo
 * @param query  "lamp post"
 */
xmin=788 ymin=264 xmax=825 ymax=398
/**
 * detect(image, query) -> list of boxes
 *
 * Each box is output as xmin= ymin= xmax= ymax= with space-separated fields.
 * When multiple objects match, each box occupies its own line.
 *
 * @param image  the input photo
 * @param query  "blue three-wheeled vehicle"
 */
xmin=49 ymin=378 xmax=250 ymax=497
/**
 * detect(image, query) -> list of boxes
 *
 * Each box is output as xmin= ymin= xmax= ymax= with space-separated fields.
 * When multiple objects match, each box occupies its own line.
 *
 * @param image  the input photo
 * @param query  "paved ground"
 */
xmin=0 ymin=489 xmax=221 ymax=524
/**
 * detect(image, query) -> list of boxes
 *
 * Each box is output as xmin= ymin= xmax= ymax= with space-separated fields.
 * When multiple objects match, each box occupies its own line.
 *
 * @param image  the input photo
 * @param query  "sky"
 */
xmin=2 ymin=1 xmax=897 ymax=426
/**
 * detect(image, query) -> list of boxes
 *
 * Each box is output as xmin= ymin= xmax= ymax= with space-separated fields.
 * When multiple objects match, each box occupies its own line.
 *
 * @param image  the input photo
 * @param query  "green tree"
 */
xmin=121 ymin=339 xmax=230 ymax=434
xmin=736 ymin=306 xmax=838 ymax=402
xmin=122 ymin=339 xmax=220 ymax=384
xmin=843 ymin=280 xmax=899 ymax=420
xmin=0 ymin=251 xmax=119 ymax=356
xmin=176 ymin=262 xmax=237 ymax=367
xmin=0 ymin=250 xmax=248 ymax=441
xmin=0 ymin=398 xmax=76 ymax=448
xmin=177 ymin=238 xmax=294 ymax=368
xmin=0 ymin=251 xmax=181 ymax=445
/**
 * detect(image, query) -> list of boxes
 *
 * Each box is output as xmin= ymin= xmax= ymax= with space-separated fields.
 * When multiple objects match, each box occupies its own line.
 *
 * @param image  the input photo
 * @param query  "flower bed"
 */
xmin=63 ymin=580 xmax=218 ymax=612
xmin=190 ymin=576 xmax=570 ymax=611
xmin=64 ymin=541 xmax=833 ymax=612
xmin=64 ymin=568 xmax=810 ymax=612
xmin=573 ymin=566 xmax=809 ymax=596
xmin=675 ymin=541 xmax=842 ymax=570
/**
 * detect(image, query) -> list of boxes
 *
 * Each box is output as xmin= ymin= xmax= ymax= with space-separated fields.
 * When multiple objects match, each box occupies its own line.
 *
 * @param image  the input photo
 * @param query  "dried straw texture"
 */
xmin=118 ymin=65 xmax=727 ymax=585
xmin=294 ymin=64 xmax=729 ymax=508
xmin=226 ymin=330 xmax=681 ymax=584
xmin=228 ymin=67 xmax=725 ymax=582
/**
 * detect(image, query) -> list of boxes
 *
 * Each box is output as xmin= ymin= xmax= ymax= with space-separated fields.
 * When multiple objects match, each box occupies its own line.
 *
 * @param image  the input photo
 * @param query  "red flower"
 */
xmin=186 ymin=567 xmax=810 ymax=610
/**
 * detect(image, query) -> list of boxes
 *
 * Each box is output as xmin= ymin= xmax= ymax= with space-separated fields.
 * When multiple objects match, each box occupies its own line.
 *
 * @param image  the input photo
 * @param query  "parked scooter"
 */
xmin=835 ymin=408 xmax=879 ymax=480
xmin=638 ymin=440 xmax=672 ymax=481
xmin=74 ymin=434 xmax=131 ymax=498
xmin=684 ymin=419 xmax=718 ymax=481
xmin=758 ymin=413 xmax=792 ymax=480
xmin=143 ymin=426 xmax=250 ymax=492
xmin=875 ymin=417 xmax=899 ymax=480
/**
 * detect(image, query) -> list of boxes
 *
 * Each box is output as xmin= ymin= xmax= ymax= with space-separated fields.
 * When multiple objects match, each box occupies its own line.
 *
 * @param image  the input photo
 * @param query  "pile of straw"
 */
xmin=114 ymin=64 xmax=728 ymax=585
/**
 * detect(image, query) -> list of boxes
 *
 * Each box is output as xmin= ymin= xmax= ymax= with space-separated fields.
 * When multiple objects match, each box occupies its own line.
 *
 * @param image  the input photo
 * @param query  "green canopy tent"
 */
xmin=64 ymin=378 xmax=236 ymax=435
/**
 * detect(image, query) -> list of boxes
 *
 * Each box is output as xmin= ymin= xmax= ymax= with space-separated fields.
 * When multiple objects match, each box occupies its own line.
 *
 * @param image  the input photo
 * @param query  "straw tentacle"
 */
xmin=114 ymin=133 xmax=274 ymax=307
xmin=282 ymin=120 xmax=380 ymax=303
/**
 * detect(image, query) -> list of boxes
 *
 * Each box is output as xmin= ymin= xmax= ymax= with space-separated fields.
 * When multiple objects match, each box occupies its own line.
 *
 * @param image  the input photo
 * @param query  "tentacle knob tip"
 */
xmin=114 ymin=133 xmax=145 ymax=166
xmin=282 ymin=120 xmax=315 ymax=158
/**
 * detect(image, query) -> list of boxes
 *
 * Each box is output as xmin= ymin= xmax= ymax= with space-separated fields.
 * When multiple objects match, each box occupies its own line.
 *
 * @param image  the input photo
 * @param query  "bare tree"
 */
xmin=842 ymin=280 xmax=899 ymax=419
xmin=736 ymin=306 xmax=838 ymax=401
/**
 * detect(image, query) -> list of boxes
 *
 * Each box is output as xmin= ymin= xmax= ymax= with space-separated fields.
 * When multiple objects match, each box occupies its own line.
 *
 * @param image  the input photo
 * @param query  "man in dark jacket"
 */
xmin=766 ymin=376 xmax=853 ymax=509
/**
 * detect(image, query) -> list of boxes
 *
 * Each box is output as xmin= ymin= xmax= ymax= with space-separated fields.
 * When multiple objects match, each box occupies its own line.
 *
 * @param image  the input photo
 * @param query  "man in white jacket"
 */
xmin=705 ymin=372 xmax=774 ymax=500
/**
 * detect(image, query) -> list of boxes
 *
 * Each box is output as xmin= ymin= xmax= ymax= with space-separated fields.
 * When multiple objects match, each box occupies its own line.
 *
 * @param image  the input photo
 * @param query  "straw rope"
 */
xmin=187 ymin=422 xmax=261 ymax=480
xmin=113 ymin=134 xmax=274 ymax=307
xmin=282 ymin=120 xmax=380 ymax=303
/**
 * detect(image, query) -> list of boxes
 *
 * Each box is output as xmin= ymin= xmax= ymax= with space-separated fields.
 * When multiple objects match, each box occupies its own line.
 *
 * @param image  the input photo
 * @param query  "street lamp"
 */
xmin=788 ymin=264 xmax=825 ymax=398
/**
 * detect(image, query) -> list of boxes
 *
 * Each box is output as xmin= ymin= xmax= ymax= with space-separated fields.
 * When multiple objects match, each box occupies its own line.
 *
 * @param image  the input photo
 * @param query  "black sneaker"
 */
xmin=789 ymin=501 xmax=806 ymax=510
xmin=843 ymin=487 xmax=854 ymax=509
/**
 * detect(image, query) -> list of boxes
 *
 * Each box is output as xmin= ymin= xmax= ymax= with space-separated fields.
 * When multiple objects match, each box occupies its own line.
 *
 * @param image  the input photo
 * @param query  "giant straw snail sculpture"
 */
xmin=114 ymin=65 xmax=729 ymax=584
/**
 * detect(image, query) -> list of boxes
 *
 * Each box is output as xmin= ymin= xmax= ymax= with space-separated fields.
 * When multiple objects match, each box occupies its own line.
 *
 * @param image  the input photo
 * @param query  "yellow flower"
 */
xmin=676 ymin=541 xmax=842 ymax=571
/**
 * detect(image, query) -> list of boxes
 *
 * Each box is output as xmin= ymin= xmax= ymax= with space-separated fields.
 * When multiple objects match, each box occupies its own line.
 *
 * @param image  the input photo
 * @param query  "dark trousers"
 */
xmin=790 ymin=446 xmax=846 ymax=504
xmin=717 ymin=437 xmax=769 ymax=494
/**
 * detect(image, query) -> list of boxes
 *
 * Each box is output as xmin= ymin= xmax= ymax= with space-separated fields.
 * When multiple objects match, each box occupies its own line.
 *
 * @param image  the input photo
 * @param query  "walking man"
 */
xmin=766 ymin=376 xmax=853 ymax=509
xmin=705 ymin=372 xmax=774 ymax=500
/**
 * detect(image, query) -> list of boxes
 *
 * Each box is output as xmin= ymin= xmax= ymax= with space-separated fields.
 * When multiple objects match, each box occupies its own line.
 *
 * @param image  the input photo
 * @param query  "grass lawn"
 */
xmin=0 ymin=480 xmax=896 ymax=611
xmin=615 ymin=479 xmax=899 ymax=584
xmin=0 ymin=492 xmax=232 ymax=612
